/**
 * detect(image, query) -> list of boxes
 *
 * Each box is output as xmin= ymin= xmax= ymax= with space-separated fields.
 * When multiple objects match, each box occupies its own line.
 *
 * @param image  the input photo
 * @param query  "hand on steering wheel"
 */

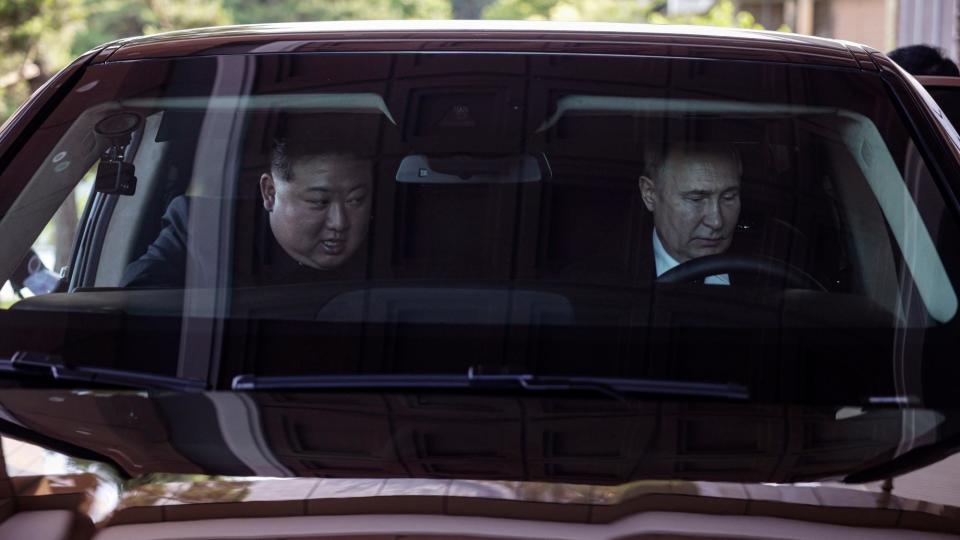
xmin=656 ymin=253 xmax=827 ymax=292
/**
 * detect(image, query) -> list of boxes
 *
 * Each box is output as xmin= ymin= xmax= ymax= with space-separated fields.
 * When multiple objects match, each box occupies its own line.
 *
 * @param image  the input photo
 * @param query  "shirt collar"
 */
xmin=651 ymin=229 xmax=730 ymax=285
xmin=652 ymin=229 xmax=679 ymax=278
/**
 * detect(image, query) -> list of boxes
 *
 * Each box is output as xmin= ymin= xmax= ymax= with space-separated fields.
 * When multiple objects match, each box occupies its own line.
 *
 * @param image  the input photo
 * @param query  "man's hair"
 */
xmin=268 ymin=113 xmax=376 ymax=182
xmin=269 ymin=140 xmax=373 ymax=183
xmin=643 ymin=142 xmax=743 ymax=183
xmin=888 ymin=45 xmax=960 ymax=76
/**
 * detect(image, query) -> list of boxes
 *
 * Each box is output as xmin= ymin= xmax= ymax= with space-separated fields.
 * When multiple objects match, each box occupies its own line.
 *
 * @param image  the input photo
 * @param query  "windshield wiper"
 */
xmin=0 ymin=351 xmax=207 ymax=392
xmin=231 ymin=368 xmax=749 ymax=401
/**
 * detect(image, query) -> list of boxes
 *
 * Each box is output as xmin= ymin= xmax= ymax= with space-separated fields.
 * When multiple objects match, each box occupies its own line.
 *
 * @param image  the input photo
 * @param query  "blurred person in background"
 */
xmin=888 ymin=44 xmax=959 ymax=76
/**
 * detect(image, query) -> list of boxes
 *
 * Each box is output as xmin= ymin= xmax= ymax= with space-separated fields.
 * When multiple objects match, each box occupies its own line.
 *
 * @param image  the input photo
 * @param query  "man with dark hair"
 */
xmin=888 ymin=45 xmax=960 ymax=76
xmin=259 ymin=140 xmax=372 ymax=272
xmin=121 ymin=136 xmax=373 ymax=288
xmin=638 ymin=143 xmax=742 ymax=284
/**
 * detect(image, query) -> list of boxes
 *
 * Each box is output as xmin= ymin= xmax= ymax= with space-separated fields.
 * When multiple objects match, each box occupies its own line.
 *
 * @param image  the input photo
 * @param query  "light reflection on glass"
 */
xmin=2 ymin=436 xmax=121 ymax=522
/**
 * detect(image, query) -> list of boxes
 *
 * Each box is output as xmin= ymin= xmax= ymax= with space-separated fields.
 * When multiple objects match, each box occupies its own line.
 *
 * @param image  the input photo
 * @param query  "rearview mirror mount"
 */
xmin=395 ymin=154 xmax=546 ymax=184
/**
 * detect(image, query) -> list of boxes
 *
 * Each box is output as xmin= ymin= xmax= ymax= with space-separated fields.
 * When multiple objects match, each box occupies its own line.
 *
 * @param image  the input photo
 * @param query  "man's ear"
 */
xmin=260 ymin=173 xmax=276 ymax=212
xmin=639 ymin=175 xmax=656 ymax=212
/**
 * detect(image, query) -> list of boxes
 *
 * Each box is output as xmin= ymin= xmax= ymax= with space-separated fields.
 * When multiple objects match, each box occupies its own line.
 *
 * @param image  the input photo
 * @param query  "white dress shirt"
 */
xmin=652 ymin=230 xmax=730 ymax=285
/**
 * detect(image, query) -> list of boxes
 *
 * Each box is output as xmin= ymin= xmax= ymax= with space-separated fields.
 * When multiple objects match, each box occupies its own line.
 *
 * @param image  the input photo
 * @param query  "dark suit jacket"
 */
xmin=121 ymin=195 xmax=365 ymax=288
xmin=121 ymin=196 xmax=193 ymax=288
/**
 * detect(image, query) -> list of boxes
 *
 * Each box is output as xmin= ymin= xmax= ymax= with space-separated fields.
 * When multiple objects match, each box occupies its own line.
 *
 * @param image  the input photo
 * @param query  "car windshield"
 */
xmin=0 ymin=52 xmax=959 ymax=482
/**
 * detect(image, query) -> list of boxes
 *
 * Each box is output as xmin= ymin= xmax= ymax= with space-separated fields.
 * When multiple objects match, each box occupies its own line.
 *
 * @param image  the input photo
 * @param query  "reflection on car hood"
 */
xmin=0 ymin=389 xmax=939 ymax=484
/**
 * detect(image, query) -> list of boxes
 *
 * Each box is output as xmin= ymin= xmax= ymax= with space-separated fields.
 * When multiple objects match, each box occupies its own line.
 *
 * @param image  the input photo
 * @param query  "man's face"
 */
xmin=260 ymin=154 xmax=372 ymax=270
xmin=640 ymin=150 xmax=741 ymax=263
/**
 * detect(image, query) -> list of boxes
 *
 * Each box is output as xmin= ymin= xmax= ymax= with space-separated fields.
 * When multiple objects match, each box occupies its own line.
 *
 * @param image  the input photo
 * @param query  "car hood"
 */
xmin=0 ymin=388 xmax=945 ymax=485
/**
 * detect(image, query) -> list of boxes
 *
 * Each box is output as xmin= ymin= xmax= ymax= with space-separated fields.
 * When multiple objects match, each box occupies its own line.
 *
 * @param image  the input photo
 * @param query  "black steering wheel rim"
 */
xmin=656 ymin=253 xmax=827 ymax=292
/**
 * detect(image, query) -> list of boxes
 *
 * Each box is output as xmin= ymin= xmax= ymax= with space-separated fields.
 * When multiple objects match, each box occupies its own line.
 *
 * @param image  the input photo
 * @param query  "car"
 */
xmin=918 ymin=74 xmax=960 ymax=130
xmin=0 ymin=20 xmax=959 ymax=539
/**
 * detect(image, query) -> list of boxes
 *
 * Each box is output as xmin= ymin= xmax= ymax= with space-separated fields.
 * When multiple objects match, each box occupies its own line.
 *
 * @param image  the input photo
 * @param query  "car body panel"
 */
xmin=0 ymin=48 xmax=103 ymax=187
xmin=870 ymin=51 xmax=960 ymax=208
xmin=97 ymin=21 xmax=862 ymax=69
xmin=0 ymin=389 xmax=921 ymax=484
xmin=918 ymin=75 xmax=960 ymax=139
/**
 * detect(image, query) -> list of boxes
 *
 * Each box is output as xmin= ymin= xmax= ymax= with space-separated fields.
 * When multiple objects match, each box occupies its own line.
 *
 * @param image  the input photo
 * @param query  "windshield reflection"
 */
xmin=4 ymin=434 xmax=960 ymax=527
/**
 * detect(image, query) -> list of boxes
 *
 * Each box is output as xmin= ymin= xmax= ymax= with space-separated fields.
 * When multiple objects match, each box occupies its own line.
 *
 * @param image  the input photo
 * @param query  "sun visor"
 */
xmin=536 ymin=94 xmax=845 ymax=133
xmin=130 ymin=93 xmax=397 ymax=142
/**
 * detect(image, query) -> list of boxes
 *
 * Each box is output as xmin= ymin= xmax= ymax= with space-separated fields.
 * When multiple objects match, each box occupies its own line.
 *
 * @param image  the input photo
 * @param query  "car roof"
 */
xmin=95 ymin=20 xmax=873 ymax=70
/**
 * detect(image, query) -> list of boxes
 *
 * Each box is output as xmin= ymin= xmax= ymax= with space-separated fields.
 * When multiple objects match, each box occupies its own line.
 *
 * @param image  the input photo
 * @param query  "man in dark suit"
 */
xmin=638 ymin=143 xmax=742 ymax=284
xmin=121 ymin=138 xmax=373 ymax=288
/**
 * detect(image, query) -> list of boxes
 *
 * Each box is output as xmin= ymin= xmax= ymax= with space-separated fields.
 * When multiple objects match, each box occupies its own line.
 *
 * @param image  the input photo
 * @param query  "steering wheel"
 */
xmin=656 ymin=253 xmax=828 ymax=292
